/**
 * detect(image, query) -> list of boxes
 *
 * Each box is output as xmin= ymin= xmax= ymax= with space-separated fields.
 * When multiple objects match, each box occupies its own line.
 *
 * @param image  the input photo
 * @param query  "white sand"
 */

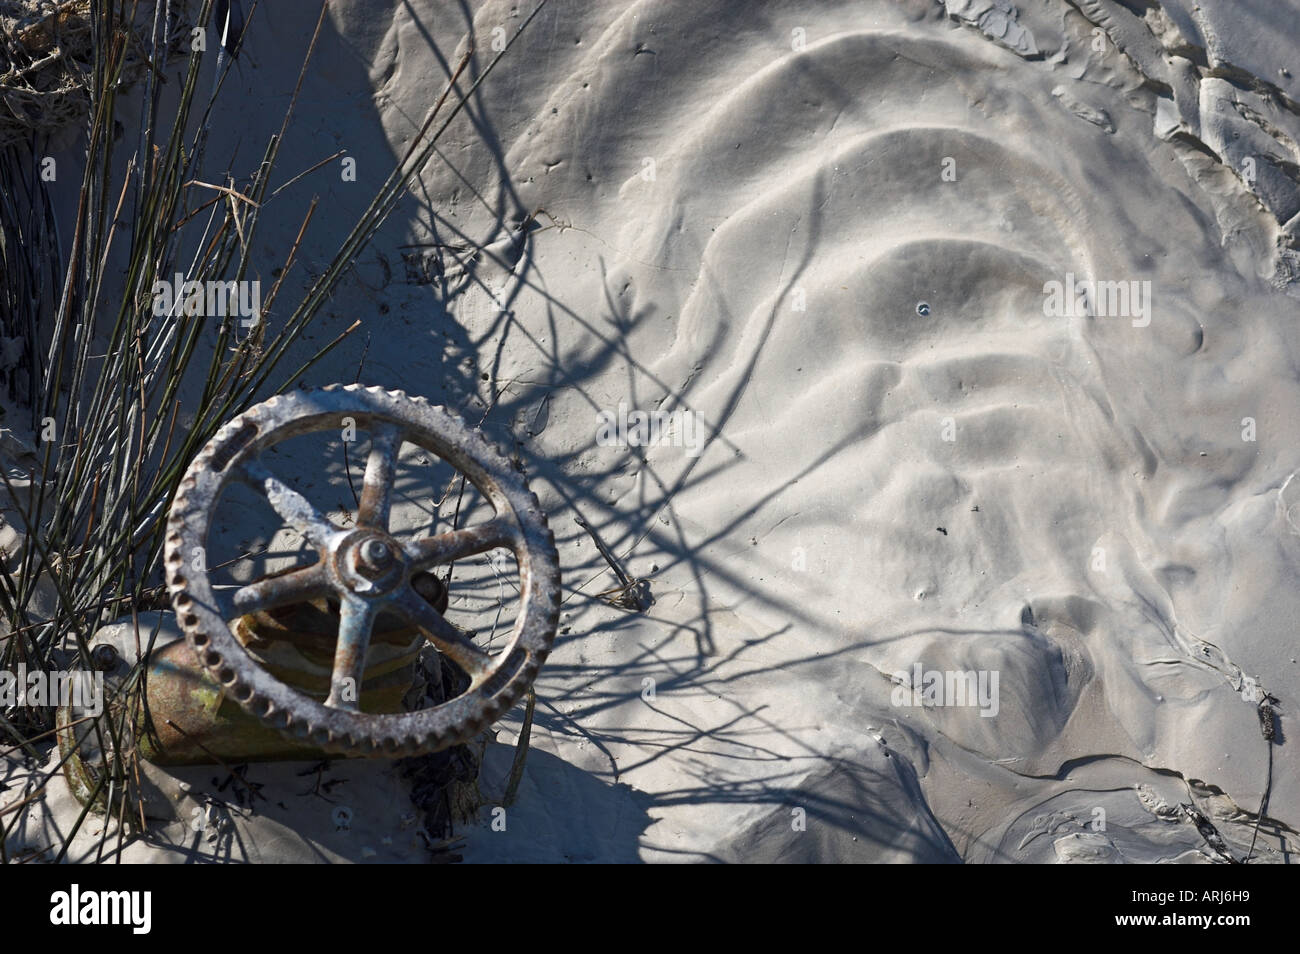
xmin=5 ymin=0 xmax=1299 ymax=862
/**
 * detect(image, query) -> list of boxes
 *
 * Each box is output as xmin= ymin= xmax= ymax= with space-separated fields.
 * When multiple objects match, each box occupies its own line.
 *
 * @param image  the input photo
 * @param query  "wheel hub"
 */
xmin=336 ymin=531 xmax=405 ymax=594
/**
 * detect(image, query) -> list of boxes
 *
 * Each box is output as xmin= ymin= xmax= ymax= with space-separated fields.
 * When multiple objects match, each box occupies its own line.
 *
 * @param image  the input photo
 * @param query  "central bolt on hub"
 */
xmin=359 ymin=538 xmax=395 ymax=573
xmin=337 ymin=532 xmax=404 ymax=592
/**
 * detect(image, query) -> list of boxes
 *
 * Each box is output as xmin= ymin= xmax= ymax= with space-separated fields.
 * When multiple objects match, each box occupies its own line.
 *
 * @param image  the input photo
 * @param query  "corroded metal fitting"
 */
xmin=163 ymin=384 xmax=561 ymax=758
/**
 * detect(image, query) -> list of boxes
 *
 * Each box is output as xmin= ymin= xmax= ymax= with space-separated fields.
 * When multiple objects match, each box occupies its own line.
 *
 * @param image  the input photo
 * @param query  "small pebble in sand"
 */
xmin=916 ymin=301 xmax=931 ymax=316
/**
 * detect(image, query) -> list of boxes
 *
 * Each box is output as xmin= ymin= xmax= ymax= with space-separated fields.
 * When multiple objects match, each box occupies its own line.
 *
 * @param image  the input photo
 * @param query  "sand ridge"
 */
xmin=5 ymin=0 xmax=1298 ymax=863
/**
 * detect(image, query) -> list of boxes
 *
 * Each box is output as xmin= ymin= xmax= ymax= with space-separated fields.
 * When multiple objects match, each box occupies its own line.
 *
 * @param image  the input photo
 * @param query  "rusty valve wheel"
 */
xmin=164 ymin=384 xmax=560 ymax=757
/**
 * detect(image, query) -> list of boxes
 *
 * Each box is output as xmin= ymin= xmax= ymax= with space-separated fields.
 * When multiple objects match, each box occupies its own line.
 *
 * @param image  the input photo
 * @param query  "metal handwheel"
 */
xmin=163 ymin=384 xmax=560 ymax=757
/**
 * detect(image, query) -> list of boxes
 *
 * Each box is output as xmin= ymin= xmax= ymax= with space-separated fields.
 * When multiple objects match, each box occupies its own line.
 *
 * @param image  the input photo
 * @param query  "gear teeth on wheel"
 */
xmin=164 ymin=384 xmax=562 ymax=758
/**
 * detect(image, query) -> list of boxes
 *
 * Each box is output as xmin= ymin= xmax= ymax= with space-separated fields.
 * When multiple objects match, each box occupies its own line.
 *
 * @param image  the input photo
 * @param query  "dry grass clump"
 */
xmin=1 ymin=1 xmax=192 ymax=148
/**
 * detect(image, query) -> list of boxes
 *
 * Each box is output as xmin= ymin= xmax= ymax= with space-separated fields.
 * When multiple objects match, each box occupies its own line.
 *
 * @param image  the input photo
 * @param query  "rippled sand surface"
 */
xmin=10 ymin=0 xmax=1299 ymax=862
xmin=362 ymin=0 xmax=1298 ymax=862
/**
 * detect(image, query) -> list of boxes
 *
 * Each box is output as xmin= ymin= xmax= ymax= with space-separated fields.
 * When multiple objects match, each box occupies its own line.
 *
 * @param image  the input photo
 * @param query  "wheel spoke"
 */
xmin=357 ymin=423 xmax=401 ymax=530
xmin=238 ymin=460 xmax=338 ymax=547
xmin=230 ymin=564 xmax=332 ymax=617
xmin=325 ymin=595 xmax=379 ymax=711
xmin=405 ymin=516 xmax=516 ymax=570
xmin=391 ymin=585 xmax=492 ymax=684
